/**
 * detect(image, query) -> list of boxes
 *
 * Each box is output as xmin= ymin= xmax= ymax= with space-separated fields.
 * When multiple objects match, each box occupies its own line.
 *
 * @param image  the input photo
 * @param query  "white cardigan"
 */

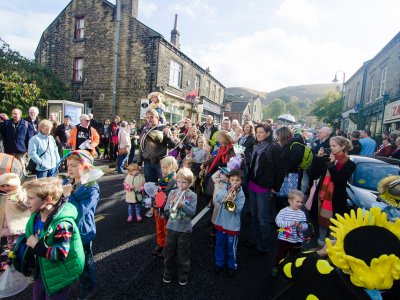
xmin=118 ymin=128 xmax=131 ymax=152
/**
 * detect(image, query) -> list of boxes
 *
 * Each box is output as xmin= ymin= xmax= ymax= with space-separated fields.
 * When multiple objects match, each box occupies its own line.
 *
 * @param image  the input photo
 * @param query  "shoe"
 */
xmin=178 ymin=279 xmax=188 ymax=286
xmin=163 ymin=277 xmax=172 ymax=284
xmin=145 ymin=209 xmax=153 ymax=218
xmin=251 ymin=248 xmax=270 ymax=256
xmin=214 ymin=265 xmax=223 ymax=274
xmin=127 ymin=215 xmax=133 ymax=222
xmin=227 ymin=268 xmax=236 ymax=277
xmin=271 ymin=267 xmax=278 ymax=278
xmin=136 ymin=215 xmax=142 ymax=222
xmin=151 ymin=246 xmax=163 ymax=256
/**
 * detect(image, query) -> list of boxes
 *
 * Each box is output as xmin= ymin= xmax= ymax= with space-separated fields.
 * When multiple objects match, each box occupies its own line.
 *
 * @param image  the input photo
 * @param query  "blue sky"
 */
xmin=1 ymin=0 xmax=400 ymax=91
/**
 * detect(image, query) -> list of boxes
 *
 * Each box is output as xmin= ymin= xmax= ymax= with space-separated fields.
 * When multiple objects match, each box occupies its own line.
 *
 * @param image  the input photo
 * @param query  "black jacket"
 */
xmin=282 ymin=139 xmax=304 ymax=174
xmin=349 ymin=140 xmax=362 ymax=155
xmin=238 ymin=135 xmax=255 ymax=166
xmin=248 ymin=142 xmax=286 ymax=191
xmin=0 ymin=119 xmax=34 ymax=154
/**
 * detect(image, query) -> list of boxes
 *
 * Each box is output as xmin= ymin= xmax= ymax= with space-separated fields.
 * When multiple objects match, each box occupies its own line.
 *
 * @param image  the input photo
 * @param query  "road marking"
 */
xmin=191 ymin=206 xmax=211 ymax=226
xmin=95 ymin=214 xmax=105 ymax=222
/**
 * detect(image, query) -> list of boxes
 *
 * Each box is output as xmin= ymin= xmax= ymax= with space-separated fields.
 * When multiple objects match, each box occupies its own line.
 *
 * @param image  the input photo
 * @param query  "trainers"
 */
xmin=178 ymin=279 xmax=188 ymax=286
xmin=163 ymin=277 xmax=172 ymax=284
xmin=151 ymin=246 xmax=163 ymax=256
xmin=145 ymin=209 xmax=153 ymax=218
xmin=127 ymin=216 xmax=133 ymax=222
xmin=271 ymin=267 xmax=278 ymax=278
xmin=136 ymin=215 xmax=142 ymax=222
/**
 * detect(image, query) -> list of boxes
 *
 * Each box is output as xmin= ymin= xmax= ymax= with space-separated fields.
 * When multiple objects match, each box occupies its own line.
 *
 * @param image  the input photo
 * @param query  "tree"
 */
xmin=0 ymin=72 xmax=46 ymax=113
xmin=310 ymin=91 xmax=343 ymax=129
xmin=264 ymin=98 xmax=286 ymax=120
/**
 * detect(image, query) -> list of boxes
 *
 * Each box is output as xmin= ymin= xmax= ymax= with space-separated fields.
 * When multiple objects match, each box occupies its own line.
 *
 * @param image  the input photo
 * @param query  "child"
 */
xmin=151 ymin=156 xmax=178 ymax=256
xmin=182 ymin=158 xmax=195 ymax=170
xmin=61 ymin=150 xmax=103 ymax=299
xmin=148 ymin=92 xmax=166 ymax=124
xmin=209 ymin=168 xmax=230 ymax=248
xmin=24 ymin=177 xmax=85 ymax=299
xmin=272 ymin=189 xmax=307 ymax=277
xmin=0 ymin=173 xmax=30 ymax=270
xmin=124 ymin=164 xmax=145 ymax=222
xmin=214 ymin=169 xmax=245 ymax=276
xmin=163 ymin=167 xmax=197 ymax=286
xmin=191 ymin=135 xmax=210 ymax=177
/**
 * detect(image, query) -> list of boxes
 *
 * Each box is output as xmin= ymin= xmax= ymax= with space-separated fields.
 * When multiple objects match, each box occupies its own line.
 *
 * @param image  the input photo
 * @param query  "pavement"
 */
xmin=7 ymin=166 xmax=292 ymax=300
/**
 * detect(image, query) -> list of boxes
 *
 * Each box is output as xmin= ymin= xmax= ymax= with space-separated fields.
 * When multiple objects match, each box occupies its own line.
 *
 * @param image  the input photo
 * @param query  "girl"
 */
xmin=148 ymin=92 xmax=166 ymax=124
xmin=0 ymin=173 xmax=30 ymax=270
xmin=124 ymin=164 xmax=145 ymax=222
xmin=152 ymin=156 xmax=178 ymax=256
xmin=191 ymin=135 xmax=210 ymax=177
xmin=101 ymin=119 xmax=111 ymax=160
xmin=163 ymin=167 xmax=197 ymax=286
xmin=108 ymin=115 xmax=121 ymax=161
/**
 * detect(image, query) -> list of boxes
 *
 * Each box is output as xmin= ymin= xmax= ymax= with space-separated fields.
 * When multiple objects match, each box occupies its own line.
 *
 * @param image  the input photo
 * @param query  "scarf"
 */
xmin=334 ymin=151 xmax=348 ymax=165
xmin=251 ymin=140 xmax=270 ymax=177
xmin=318 ymin=169 xmax=334 ymax=227
xmin=208 ymin=143 xmax=233 ymax=174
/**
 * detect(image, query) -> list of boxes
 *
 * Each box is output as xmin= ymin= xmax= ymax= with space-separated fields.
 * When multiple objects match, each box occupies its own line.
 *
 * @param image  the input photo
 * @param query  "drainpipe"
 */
xmin=112 ymin=0 xmax=121 ymax=117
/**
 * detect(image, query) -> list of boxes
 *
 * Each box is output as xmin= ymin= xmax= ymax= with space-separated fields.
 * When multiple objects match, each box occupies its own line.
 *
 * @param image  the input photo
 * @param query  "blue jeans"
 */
xmin=36 ymin=168 xmax=55 ymax=178
xmin=79 ymin=242 xmax=96 ymax=298
xmin=249 ymin=190 xmax=275 ymax=252
xmin=117 ymin=154 xmax=128 ymax=173
xmin=144 ymin=160 xmax=161 ymax=182
xmin=215 ymin=230 xmax=239 ymax=270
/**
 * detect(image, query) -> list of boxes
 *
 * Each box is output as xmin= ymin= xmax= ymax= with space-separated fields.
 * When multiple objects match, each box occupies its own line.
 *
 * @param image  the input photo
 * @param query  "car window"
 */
xmin=352 ymin=162 xmax=400 ymax=191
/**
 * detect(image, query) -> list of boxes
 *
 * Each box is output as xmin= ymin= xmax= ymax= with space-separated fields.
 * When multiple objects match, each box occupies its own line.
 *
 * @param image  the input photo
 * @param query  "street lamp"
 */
xmin=332 ymin=70 xmax=346 ymax=100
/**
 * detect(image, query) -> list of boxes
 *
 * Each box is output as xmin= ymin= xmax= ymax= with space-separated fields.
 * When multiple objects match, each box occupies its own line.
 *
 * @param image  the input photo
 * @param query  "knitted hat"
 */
xmin=0 ymin=173 xmax=21 ymax=187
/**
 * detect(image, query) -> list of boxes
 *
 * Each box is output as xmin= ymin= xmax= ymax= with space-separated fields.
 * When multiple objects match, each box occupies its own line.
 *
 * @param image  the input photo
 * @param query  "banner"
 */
xmin=140 ymin=99 xmax=149 ymax=120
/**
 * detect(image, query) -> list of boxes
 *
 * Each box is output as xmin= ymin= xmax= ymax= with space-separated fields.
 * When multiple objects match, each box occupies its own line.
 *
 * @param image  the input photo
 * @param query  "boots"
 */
xmin=135 ymin=204 xmax=142 ymax=221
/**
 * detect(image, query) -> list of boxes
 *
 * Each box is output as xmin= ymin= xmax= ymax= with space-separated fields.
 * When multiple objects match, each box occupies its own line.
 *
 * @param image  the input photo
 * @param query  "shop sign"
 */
xmin=384 ymin=100 xmax=400 ymax=123
xmin=203 ymin=99 xmax=221 ymax=115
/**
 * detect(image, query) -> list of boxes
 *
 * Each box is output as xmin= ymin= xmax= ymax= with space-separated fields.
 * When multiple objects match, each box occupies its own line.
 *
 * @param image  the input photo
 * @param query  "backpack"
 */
xmin=290 ymin=142 xmax=313 ymax=170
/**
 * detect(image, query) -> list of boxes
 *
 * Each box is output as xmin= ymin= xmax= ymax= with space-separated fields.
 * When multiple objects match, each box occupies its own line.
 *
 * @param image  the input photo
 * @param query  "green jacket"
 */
xmin=26 ymin=201 xmax=85 ymax=296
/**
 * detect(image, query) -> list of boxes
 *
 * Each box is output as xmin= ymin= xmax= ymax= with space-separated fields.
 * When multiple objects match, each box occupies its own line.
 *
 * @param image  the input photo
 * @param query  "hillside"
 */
xmin=225 ymin=87 xmax=268 ymax=103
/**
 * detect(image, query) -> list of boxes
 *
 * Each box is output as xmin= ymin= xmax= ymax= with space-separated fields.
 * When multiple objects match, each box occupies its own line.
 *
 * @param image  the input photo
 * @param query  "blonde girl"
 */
xmin=124 ymin=164 xmax=145 ymax=222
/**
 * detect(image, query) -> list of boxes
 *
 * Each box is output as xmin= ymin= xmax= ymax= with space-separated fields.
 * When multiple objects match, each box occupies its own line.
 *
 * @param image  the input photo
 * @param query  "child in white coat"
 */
xmin=124 ymin=164 xmax=145 ymax=222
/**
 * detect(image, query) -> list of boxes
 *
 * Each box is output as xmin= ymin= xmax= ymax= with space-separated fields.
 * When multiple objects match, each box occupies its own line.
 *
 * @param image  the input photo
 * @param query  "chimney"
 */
xmin=121 ymin=0 xmax=138 ymax=19
xmin=170 ymin=14 xmax=180 ymax=49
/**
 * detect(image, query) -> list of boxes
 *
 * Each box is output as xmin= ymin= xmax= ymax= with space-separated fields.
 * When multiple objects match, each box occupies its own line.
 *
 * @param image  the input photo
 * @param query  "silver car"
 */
xmin=347 ymin=155 xmax=400 ymax=220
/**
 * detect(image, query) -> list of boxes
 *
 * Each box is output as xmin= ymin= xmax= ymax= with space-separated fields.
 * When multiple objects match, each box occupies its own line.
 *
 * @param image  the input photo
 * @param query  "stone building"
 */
xmin=342 ymin=31 xmax=400 ymax=138
xmin=35 ymin=0 xmax=224 ymax=123
xmin=223 ymin=94 xmax=263 ymax=124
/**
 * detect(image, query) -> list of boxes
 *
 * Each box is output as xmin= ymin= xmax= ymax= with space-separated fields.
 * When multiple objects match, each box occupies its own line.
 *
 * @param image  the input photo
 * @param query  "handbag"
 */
xmin=27 ymin=139 xmax=49 ymax=174
xmin=276 ymin=173 xmax=299 ymax=197
xmin=154 ymin=191 xmax=167 ymax=208
xmin=118 ymin=147 xmax=129 ymax=155
xmin=11 ymin=235 xmax=35 ymax=277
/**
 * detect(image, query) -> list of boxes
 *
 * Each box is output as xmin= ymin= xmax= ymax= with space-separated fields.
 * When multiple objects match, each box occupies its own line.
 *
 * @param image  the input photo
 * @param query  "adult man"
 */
xmin=88 ymin=113 xmax=102 ymax=158
xmin=55 ymin=114 xmax=74 ymax=158
xmin=0 ymin=108 xmax=34 ymax=169
xmin=312 ymin=127 xmax=332 ymax=155
xmin=199 ymin=115 xmax=219 ymax=147
xmin=67 ymin=114 xmax=100 ymax=157
xmin=348 ymin=130 xmax=362 ymax=155
xmin=221 ymin=117 xmax=236 ymax=141
xmin=359 ymin=129 xmax=377 ymax=156
xmin=25 ymin=106 xmax=40 ymax=134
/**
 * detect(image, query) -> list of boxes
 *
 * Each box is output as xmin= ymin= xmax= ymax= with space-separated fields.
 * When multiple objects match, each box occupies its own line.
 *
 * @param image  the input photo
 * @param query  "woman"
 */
xmin=375 ymin=137 xmax=394 ymax=157
xmin=108 ymin=115 xmax=121 ymax=161
xmin=101 ymin=118 xmax=111 ymax=160
xmin=117 ymin=121 xmax=131 ymax=174
xmin=390 ymin=137 xmax=400 ymax=159
xmin=180 ymin=125 xmax=198 ymax=160
xmin=234 ymin=125 xmax=243 ymax=142
xmin=312 ymin=136 xmax=355 ymax=246
xmin=0 ymin=113 xmax=8 ymax=153
xmin=246 ymin=124 xmax=285 ymax=255
xmin=237 ymin=122 xmax=255 ymax=196
xmin=28 ymin=119 xmax=60 ymax=178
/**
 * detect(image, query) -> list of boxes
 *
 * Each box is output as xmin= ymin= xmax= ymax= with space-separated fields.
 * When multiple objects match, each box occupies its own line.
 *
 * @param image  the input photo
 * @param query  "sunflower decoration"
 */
xmin=326 ymin=208 xmax=400 ymax=290
xmin=377 ymin=175 xmax=400 ymax=209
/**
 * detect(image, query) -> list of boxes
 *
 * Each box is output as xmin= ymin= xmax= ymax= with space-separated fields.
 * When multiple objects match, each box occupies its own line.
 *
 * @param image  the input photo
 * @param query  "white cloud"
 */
xmin=168 ymin=0 xmax=215 ymax=18
xmin=140 ymin=2 xmax=158 ymax=18
xmin=275 ymin=0 xmax=320 ymax=28
xmin=195 ymin=28 xmax=366 ymax=91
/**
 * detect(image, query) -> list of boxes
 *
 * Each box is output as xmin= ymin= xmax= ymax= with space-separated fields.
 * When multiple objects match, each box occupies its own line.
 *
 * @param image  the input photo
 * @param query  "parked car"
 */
xmin=347 ymin=155 xmax=400 ymax=220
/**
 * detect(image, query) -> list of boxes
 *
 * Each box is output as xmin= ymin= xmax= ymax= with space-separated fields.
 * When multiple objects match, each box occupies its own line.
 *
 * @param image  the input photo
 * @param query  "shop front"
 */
xmin=383 ymin=99 xmax=400 ymax=132
xmin=201 ymin=96 xmax=223 ymax=123
xmin=341 ymin=108 xmax=357 ymax=133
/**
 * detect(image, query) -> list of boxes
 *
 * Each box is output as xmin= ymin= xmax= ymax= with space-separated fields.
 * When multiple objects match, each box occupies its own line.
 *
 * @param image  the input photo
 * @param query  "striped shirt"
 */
xmin=275 ymin=207 xmax=307 ymax=243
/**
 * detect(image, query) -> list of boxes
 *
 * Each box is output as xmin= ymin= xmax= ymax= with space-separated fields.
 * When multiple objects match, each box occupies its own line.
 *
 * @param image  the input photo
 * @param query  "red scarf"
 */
xmin=208 ymin=144 xmax=233 ymax=174
xmin=334 ymin=151 xmax=349 ymax=165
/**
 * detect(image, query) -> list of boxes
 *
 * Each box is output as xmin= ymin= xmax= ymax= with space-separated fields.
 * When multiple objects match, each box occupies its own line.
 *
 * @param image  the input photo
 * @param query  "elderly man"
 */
xmin=0 ymin=108 xmax=34 ymax=170
xmin=67 ymin=114 xmax=100 ymax=157
xmin=25 ymin=106 xmax=41 ymax=134
xmin=199 ymin=115 xmax=219 ymax=147
xmin=312 ymin=127 xmax=332 ymax=155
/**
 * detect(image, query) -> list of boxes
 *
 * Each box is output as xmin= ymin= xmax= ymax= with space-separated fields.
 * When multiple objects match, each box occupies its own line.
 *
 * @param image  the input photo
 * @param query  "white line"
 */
xmin=191 ymin=206 xmax=211 ymax=226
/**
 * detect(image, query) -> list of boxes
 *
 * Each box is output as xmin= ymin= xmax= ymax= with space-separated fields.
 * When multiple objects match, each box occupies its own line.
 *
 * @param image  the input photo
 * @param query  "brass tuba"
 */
xmin=223 ymin=187 xmax=239 ymax=212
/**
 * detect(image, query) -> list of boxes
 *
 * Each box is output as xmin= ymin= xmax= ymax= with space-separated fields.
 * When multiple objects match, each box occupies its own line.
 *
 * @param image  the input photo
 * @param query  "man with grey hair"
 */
xmin=67 ymin=114 xmax=100 ymax=156
xmin=25 ymin=106 xmax=40 ymax=134
xmin=199 ymin=115 xmax=219 ymax=147
xmin=312 ymin=126 xmax=332 ymax=155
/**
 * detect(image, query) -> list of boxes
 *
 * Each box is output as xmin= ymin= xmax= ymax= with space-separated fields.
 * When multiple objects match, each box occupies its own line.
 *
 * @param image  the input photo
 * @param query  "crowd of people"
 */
xmin=0 ymin=94 xmax=399 ymax=299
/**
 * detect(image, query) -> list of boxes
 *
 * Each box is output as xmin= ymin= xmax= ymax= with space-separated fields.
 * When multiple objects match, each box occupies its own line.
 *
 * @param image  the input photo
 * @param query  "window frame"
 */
xmin=379 ymin=66 xmax=387 ymax=97
xmin=205 ymin=80 xmax=210 ymax=98
xmin=169 ymin=60 xmax=182 ymax=89
xmin=368 ymin=75 xmax=374 ymax=103
xmin=73 ymin=58 xmax=84 ymax=82
xmin=75 ymin=17 xmax=85 ymax=40
xmin=194 ymin=75 xmax=201 ymax=92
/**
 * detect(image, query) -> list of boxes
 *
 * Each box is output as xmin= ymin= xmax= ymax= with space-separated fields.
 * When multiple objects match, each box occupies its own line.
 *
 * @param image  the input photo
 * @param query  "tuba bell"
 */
xmin=223 ymin=187 xmax=239 ymax=212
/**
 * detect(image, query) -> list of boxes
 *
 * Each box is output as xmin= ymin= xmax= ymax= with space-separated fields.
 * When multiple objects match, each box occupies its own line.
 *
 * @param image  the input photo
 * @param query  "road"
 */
xmin=10 ymin=173 xmax=290 ymax=300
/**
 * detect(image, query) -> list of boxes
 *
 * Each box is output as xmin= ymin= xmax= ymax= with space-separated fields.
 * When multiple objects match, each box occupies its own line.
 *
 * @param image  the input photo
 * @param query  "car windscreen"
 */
xmin=352 ymin=162 xmax=400 ymax=191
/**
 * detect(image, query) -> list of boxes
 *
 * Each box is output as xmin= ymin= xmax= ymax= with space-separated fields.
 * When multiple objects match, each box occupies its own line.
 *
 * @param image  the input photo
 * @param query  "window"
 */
xmin=355 ymin=82 xmax=360 ymax=104
xmin=194 ymin=75 xmax=200 ymax=92
xmin=217 ymin=89 xmax=221 ymax=104
xmin=73 ymin=58 xmax=84 ymax=81
xmin=169 ymin=60 xmax=182 ymax=88
xmin=211 ymin=84 xmax=216 ymax=100
xmin=75 ymin=18 xmax=85 ymax=39
xmin=205 ymin=80 xmax=210 ymax=98
xmin=379 ymin=66 xmax=387 ymax=97
xmin=346 ymin=89 xmax=351 ymax=107
xmin=368 ymin=75 xmax=374 ymax=103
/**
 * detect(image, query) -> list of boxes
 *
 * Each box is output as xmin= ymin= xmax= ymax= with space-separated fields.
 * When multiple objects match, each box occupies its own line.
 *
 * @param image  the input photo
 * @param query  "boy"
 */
xmin=214 ymin=169 xmax=245 ymax=276
xmin=24 ymin=177 xmax=84 ymax=299
xmin=163 ymin=167 xmax=197 ymax=286
xmin=62 ymin=150 xmax=102 ymax=299
xmin=272 ymin=189 xmax=307 ymax=277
